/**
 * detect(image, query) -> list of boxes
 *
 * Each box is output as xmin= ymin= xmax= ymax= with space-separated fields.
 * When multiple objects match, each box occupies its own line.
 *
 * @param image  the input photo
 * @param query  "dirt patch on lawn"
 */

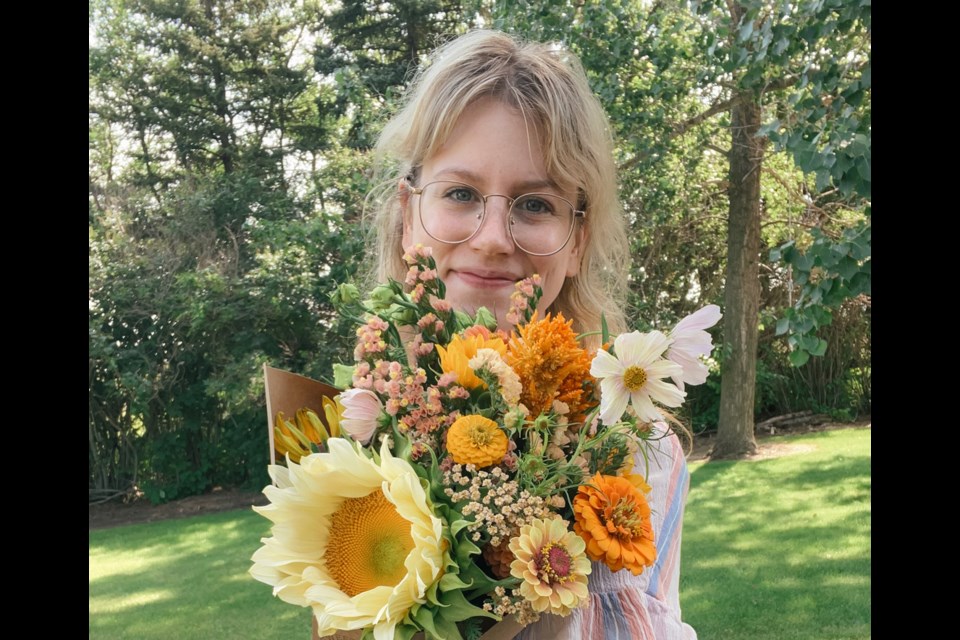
xmin=89 ymin=486 xmax=268 ymax=531
xmin=685 ymin=419 xmax=870 ymax=462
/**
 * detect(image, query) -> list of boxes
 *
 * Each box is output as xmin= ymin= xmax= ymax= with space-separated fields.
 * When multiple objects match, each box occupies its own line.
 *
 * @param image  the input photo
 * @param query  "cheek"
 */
xmin=532 ymin=258 xmax=571 ymax=311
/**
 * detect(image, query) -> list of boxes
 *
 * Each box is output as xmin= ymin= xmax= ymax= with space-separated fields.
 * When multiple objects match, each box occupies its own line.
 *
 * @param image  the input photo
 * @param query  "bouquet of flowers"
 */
xmin=251 ymin=245 xmax=720 ymax=640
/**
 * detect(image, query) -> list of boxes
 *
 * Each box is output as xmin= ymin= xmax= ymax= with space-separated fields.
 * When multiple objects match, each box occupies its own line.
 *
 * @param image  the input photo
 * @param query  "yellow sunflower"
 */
xmin=572 ymin=472 xmax=656 ymax=575
xmin=437 ymin=330 xmax=507 ymax=389
xmin=508 ymin=517 xmax=591 ymax=616
xmin=446 ymin=415 xmax=509 ymax=467
xmin=250 ymin=438 xmax=445 ymax=640
xmin=506 ymin=312 xmax=594 ymax=423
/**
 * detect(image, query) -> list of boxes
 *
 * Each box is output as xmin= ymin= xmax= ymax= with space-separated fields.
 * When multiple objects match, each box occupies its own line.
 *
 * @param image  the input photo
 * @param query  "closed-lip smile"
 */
xmin=452 ymin=269 xmax=520 ymax=288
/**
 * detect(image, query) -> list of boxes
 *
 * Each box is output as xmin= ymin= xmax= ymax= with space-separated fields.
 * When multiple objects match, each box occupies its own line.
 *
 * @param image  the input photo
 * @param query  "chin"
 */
xmin=449 ymin=291 xmax=508 ymax=319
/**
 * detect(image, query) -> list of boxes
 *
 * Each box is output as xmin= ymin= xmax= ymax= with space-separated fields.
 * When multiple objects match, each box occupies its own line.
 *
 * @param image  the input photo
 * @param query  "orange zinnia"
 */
xmin=572 ymin=473 xmax=656 ymax=575
xmin=506 ymin=312 xmax=594 ymax=422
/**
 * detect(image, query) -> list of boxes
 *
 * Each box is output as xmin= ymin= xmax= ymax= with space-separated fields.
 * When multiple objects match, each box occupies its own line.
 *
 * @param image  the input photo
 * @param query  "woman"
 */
xmin=366 ymin=30 xmax=698 ymax=640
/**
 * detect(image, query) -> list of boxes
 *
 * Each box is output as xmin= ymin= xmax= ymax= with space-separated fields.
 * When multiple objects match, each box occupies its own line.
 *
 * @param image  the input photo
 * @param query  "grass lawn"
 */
xmin=681 ymin=427 xmax=871 ymax=639
xmin=89 ymin=509 xmax=310 ymax=638
xmin=89 ymin=426 xmax=870 ymax=639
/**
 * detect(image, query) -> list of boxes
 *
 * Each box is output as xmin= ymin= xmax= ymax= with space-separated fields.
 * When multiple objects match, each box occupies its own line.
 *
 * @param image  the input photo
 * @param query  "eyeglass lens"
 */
xmin=417 ymin=181 xmax=577 ymax=255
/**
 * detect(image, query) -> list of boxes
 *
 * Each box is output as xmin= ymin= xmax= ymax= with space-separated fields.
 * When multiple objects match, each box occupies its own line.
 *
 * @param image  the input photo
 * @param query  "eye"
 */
xmin=514 ymin=195 xmax=554 ymax=215
xmin=444 ymin=186 xmax=479 ymax=203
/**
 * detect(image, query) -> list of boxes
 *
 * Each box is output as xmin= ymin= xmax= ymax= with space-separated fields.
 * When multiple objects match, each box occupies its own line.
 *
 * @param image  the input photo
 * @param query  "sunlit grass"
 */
xmin=89 ymin=510 xmax=310 ymax=639
xmin=681 ymin=427 xmax=871 ymax=640
xmin=89 ymin=427 xmax=870 ymax=639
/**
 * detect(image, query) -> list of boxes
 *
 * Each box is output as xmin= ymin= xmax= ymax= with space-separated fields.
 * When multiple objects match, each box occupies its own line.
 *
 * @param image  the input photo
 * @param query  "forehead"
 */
xmin=421 ymin=98 xmax=570 ymax=195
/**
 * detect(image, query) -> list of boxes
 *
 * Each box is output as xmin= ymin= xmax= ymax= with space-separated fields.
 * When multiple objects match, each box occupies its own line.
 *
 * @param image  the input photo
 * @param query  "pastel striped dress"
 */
xmin=517 ymin=427 xmax=697 ymax=640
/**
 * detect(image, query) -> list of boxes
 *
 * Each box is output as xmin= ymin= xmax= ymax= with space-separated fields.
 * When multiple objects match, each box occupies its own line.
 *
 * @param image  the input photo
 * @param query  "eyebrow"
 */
xmin=429 ymin=167 xmax=559 ymax=193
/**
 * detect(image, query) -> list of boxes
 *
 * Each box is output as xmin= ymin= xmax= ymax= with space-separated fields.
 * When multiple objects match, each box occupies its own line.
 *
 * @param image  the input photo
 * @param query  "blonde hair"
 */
xmin=366 ymin=30 xmax=629 ymax=340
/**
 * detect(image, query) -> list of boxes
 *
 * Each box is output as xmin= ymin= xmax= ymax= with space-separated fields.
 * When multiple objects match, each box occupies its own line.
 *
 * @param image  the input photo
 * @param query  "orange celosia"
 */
xmin=506 ymin=312 xmax=595 ymax=422
xmin=437 ymin=331 xmax=507 ymax=389
xmin=572 ymin=472 xmax=656 ymax=575
xmin=446 ymin=415 xmax=509 ymax=467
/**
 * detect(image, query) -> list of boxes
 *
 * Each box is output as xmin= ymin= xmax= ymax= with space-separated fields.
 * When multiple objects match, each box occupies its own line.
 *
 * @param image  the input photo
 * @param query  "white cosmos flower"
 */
xmin=666 ymin=305 xmax=722 ymax=392
xmin=590 ymin=330 xmax=685 ymax=425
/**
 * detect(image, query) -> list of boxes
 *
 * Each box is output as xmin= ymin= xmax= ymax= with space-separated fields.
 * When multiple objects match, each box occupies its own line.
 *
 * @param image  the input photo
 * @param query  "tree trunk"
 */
xmin=713 ymin=93 xmax=764 ymax=458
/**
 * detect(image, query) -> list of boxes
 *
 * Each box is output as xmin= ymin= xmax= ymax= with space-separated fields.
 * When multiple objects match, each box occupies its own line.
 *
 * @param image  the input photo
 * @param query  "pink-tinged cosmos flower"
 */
xmin=590 ymin=330 xmax=685 ymax=424
xmin=666 ymin=305 xmax=722 ymax=392
xmin=337 ymin=388 xmax=383 ymax=444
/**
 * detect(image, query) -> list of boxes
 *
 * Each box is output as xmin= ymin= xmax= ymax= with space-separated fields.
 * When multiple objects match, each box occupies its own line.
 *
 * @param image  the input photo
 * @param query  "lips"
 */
xmin=452 ymin=269 xmax=521 ymax=289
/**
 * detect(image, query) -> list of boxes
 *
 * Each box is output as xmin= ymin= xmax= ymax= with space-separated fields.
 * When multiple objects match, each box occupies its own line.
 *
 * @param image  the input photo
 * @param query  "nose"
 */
xmin=468 ymin=195 xmax=515 ymax=254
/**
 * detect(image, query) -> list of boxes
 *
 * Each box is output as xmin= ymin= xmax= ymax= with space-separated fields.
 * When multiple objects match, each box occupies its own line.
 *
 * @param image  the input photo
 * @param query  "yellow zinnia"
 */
xmin=250 ymin=438 xmax=445 ymax=640
xmin=437 ymin=330 xmax=507 ymax=389
xmin=446 ymin=415 xmax=509 ymax=467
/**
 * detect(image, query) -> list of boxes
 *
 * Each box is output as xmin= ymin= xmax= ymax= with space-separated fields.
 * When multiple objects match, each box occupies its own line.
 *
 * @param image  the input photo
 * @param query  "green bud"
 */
xmin=365 ymin=284 xmax=396 ymax=311
xmin=332 ymin=363 xmax=356 ymax=389
xmin=334 ymin=283 xmax=360 ymax=305
xmin=533 ymin=414 xmax=551 ymax=431
xmin=474 ymin=307 xmax=497 ymax=330
xmin=388 ymin=303 xmax=417 ymax=324
xmin=454 ymin=310 xmax=474 ymax=330
xmin=518 ymin=454 xmax=548 ymax=481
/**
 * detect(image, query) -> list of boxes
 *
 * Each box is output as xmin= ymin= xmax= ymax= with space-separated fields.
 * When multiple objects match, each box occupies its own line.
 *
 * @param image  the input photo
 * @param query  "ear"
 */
xmin=399 ymin=179 xmax=414 ymax=250
xmin=565 ymin=222 xmax=588 ymax=278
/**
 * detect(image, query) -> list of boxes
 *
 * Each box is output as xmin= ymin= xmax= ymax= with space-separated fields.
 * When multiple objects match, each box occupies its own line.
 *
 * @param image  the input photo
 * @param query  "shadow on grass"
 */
xmin=680 ymin=428 xmax=870 ymax=640
xmin=89 ymin=508 xmax=311 ymax=640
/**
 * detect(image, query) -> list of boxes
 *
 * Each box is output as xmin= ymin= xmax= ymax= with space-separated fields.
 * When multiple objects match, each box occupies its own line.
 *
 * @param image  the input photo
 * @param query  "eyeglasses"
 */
xmin=405 ymin=179 xmax=585 ymax=257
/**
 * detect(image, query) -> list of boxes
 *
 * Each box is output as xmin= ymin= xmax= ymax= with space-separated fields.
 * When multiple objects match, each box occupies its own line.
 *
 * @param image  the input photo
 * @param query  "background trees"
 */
xmin=89 ymin=0 xmax=870 ymax=501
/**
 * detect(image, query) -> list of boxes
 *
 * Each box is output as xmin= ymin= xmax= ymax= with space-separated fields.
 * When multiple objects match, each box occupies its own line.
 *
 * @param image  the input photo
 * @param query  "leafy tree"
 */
xmin=89 ymin=0 xmax=362 ymax=501
xmin=489 ymin=0 xmax=870 ymax=456
xmin=684 ymin=0 xmax=870 ymax=457
xmin=313 ymin=0 xmax=471 ymax=150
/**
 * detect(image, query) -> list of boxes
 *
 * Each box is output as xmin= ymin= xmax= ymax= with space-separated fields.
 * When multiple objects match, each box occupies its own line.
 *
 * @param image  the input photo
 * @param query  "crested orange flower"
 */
xmin=437 ymin=330 xmax=507 ymax=389
xmin=506 ymin=312 xmax=594 ymax=422
xmin=446 ymin=414 xmax=509 ymax=467
xmin=572 ymin=472 xmax=655 ymax=575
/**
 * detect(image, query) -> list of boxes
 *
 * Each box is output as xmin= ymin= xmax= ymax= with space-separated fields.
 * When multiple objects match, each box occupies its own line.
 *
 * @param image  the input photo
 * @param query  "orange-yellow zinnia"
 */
xmin=437 ymin=331 xmax=507 ymax=389
xmin=446 ymin=415 xmax=509 ymax=467
xmin=572 ymin=472 xmax=656 ymax=575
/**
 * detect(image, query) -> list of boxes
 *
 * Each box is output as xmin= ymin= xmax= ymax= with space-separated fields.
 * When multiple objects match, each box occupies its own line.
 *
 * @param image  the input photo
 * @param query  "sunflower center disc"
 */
xmin=324 ymin=489 xmax=414 ymax=596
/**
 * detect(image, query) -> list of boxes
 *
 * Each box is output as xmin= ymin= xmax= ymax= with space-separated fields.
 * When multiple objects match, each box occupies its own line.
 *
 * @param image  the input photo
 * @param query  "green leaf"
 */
xmin=815 ymin=168 xmax=832 ymax=192
xmin=437 ymin=587 xmax=500 ymax=623
xmin=789 ymin=349 xmax=810 ymax=367
xmin=761 ymin=118 xmax=781 ymax=136
xmin=800 ymin=334 xmax=821 ymax=352
xmin=810 ymin=338 xmax=828 ymax=357
xmin=439 ymin=572 xmax=473 ymax=592
xmin=775 ymin=316 xmax=790 ymax=336
xmin=837 ymin=256 xmax=860 ymax=280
